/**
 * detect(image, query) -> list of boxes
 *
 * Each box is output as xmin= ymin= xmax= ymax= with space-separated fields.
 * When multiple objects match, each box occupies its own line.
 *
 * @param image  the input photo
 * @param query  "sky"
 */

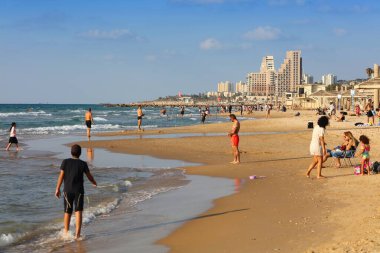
xmin=0 ymin=0 xmax=379 ymax=103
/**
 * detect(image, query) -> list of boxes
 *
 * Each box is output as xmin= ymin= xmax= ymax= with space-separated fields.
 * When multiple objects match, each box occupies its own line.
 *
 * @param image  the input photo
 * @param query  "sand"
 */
xmin=78 ymin=110 xmax=380 ymax=252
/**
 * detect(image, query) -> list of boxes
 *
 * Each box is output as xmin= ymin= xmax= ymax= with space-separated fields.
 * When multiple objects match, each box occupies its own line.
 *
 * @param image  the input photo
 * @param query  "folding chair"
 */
xmin=342 ymin=150 xmax=358 ymax=167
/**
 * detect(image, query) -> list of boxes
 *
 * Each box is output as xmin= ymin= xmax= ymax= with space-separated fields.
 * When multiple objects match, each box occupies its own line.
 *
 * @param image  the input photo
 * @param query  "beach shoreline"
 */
xmin=74 ymin=110 xmax=380 ymax=252
xmin=4 ymin=108 xmax=380 ymax=252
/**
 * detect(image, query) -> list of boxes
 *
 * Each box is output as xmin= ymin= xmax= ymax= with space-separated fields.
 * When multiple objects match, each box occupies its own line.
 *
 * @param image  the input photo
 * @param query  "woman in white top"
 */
xmin=306 ymin=116 xmax=329 ymax=179
xmin=5 ymin=122 xmax=19 ymax=151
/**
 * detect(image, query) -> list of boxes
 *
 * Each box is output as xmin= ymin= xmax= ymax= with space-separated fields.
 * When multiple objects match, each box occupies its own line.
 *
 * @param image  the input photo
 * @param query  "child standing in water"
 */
xmin=357 ymin=135 xmax=371 ymax=175
xmin=55 ymin=144 xmax=97 ymax=239
xmin=5 ymin=122 xmax=19 ymax=151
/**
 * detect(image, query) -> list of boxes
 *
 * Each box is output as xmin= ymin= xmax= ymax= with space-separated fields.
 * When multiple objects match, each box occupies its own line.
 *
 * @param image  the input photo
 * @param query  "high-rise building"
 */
xmin=235 ymin=81 xmax=247 ymax=93
xmin=260 ymin=56 xmax=275 ymax=72
xmin=322 ymin=74 xmax=337 ymax=85
xmin=246 ymin=51 xmax=302 ymax=97
xmin=217 ymin=81 xmax=233 ymax=93
xmin=302 ymin=74 xmax=314 ymax=84
xmin=246 ymin=56 xmax=276 ymax=96
xmin=277 ymin=50 xmax=302 ymax=95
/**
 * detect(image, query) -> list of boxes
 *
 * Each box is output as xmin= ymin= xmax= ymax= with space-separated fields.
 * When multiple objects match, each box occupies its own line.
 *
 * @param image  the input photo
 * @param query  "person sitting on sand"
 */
xmin=335 ymin=111 xmax=346 ymax=122
xmin=228 ymin=114 xmax=240 ymax=164
xmin=306 ymin=116 xmax=329 ymax=179
xmin=325 ymin=131 xmax=358 ymax=168
xmin=355 ymin=104 xmax=361 ymax=116
xmin=356 ymin=135 xmax=371 ymax=175
xmin=55 ymin=144 xmax=97 ymax=239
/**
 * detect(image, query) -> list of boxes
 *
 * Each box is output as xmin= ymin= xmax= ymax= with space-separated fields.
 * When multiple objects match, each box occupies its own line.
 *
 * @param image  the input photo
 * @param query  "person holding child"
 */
xmin=356 ymin=135 xmax=371 ymax=176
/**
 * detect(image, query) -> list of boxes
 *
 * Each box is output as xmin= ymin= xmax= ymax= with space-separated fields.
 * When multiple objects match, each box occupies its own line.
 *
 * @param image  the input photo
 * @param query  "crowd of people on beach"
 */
xmin=315 ymin=98 xmax=380 ymax=125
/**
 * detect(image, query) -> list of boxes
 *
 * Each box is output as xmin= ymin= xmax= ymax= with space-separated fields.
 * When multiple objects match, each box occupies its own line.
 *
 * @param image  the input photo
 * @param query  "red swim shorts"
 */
xmin=231 ymin=135 xmax=239 ymax=147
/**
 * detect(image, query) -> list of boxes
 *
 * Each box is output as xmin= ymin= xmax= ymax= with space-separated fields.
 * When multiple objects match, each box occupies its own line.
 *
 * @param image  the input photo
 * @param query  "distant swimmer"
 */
xmin=137 ymin=105 xmax=144 ymax=131
xmin=228 ymin=114 xmax=240 ymax=164
xmin=85 ymin=108 xmax=94 ymax=140
xmin=55 ymin=144 xmax=97 ymax=240
xmin=5 ymin=122 xmax=19 ymax=151
xmin=180 ymin=106 xmax=185 ymax=117
xmin=160 ymin=107 xmax=167 ymax=116
xmin=201 ymin=110 xmax=207 ymax=124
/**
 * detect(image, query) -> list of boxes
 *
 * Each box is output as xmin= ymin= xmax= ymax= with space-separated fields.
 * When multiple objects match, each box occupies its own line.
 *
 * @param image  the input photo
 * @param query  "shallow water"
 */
xmin=0 ymin=135 xmax=198 ymax=252
xmin=0 ymin=104 xmax=239 ymax=252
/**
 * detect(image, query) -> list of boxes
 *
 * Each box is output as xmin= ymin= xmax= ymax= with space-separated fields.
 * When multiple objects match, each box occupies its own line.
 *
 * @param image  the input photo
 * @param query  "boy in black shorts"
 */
xmin=55 ymin=144 xmax=97 ymax=239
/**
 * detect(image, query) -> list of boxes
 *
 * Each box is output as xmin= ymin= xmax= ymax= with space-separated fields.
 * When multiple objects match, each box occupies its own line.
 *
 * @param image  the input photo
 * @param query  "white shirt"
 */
xmin=310 ymin=125 xmax=325 ymax=156
xmin=10 ymin=126 xmax=16 ymax=137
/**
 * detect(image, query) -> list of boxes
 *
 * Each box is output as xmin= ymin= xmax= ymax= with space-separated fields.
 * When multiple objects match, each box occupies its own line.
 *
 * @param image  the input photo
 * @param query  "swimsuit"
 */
xmin=63 ymin=192 xmax=84 ymax=214
xmin=86 ymin=120 xmax=92 ymax=128
xmin=231 ymin=134 xmax=239 ymax=147
xmin=361 ymin=144 xmax=370 ymax=160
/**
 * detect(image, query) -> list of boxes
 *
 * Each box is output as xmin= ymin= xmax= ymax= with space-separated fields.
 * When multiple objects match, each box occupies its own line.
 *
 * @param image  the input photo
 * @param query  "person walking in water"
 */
xmin=180 ymin=106 xmax=185 ymax=117
xmin=137 ymin=105 xmax=144 ymax=131
xmin=228 ymin=114 xmax=240 ymax=164
xmin=55 ymin=144 xmax=97 ymax=240
xmin=5 ymin=122 xmax=19 ymax=151
xmin=85 ymin=108 xmax=94 ymax=140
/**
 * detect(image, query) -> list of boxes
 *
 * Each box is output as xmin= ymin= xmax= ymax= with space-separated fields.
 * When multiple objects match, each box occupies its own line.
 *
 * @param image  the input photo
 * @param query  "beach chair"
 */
xmin=342 ymin=150 xmax=358 ymax=167
xmin=328 ymin=149 xmax=357 ymax=168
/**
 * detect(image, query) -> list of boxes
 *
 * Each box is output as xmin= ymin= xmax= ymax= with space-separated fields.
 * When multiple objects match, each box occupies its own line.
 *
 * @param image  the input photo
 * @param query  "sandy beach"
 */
xmin=77 ymin=110 xmax=380 ymax=252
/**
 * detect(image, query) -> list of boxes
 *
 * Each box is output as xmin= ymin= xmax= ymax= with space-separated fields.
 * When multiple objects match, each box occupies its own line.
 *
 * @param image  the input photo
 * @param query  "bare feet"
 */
xmin=75 ymin=235 xmax=83 ymax=241
xmin=317 ymin=175 xmax=327 ymax=179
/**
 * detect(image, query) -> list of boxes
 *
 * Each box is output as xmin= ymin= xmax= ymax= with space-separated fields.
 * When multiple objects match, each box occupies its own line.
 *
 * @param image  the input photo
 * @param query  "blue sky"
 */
xmin=0 ymin=0 xmax=379 ymax=103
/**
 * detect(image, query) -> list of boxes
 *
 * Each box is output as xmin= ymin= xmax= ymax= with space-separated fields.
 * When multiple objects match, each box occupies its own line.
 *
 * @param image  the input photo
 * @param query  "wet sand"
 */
xmin=78 ymin=110 xmax=380 ymax=252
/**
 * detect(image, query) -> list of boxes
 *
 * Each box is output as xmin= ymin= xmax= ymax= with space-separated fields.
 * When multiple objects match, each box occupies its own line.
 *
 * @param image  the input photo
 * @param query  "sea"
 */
xmin=0 ymin=104 xmax=234 ymax=252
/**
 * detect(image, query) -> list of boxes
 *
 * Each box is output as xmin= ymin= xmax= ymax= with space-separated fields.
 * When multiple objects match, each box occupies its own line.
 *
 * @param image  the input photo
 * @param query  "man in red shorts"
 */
xmin=228 ymin=114 xmax=240 ymax=164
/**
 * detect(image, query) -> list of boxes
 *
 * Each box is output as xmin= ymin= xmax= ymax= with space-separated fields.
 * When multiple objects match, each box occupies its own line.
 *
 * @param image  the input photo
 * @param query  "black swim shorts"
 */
xmin=9 ymin=137 xmax=18 ymax=144
xmin=367 ymin=111 xmax=374 ymax=117
xmin=63 ymin=192 xmax=84 ymax=214
xmin=86 ymin=120 xmax=92 ymax=128
xmin=137 ymin=116 xmax=142 ymax=120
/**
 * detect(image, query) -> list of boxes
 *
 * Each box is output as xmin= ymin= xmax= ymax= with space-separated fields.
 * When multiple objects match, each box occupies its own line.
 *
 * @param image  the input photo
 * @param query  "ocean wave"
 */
xmin=67 ymin=109 xmax=85 ymax=113
xmin=20 ymin=124 xmax=121 ymax=135
xmin=93 ymin=117 xmax=108 ymax=122
xmin=0 ymin=232 xmax=25 ymax=247
xmin=0 ymin=111 xmax=52 ymax=117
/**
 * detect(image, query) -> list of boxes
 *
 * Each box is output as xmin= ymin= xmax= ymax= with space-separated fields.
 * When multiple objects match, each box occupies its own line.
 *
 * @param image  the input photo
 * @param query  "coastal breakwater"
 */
xmin=102 ymin=101 xmax=275 ymax=108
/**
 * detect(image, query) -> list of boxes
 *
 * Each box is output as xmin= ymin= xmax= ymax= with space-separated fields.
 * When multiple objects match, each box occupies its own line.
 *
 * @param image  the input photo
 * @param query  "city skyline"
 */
xmin=0 ymin=0 xmax=379 ymax=103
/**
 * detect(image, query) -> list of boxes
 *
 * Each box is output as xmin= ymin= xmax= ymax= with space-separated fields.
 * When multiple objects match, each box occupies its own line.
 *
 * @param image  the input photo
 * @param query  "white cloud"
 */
xmin=200 ymin=38 xmax=223 ymax=50
xmin=333 ymin=28 xmax=347 ymax=37
xmin=81 ymin=29 xmax=139 ymax=40
xmin=243 ymin=26 xmax=281 ymax=41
